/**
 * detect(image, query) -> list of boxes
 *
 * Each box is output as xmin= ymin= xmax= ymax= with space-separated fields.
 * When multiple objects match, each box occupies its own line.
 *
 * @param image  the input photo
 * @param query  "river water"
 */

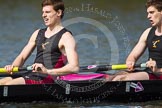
xmin=0 ymin=0 xmax=161 ymax=107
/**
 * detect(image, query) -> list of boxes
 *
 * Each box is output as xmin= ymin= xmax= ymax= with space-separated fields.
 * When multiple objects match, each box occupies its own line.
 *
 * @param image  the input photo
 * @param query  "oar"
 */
xmin=0 ymin=63 xmax=147 ymax=77
xmin=79 ymin=63 xmax=147 ymax=72
xmin=0 ymin=63 xmax=146 ymax=73
xmin=0 ymin=66 xmax=32 ymax=77
xmin=0 ymin=66 xmax=32 ymax=73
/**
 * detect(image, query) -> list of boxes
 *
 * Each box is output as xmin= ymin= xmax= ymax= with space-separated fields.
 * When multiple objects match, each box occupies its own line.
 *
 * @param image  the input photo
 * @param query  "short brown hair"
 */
xmin=42 ymin=0 xmax=65 ymax=19
xmin=146 ymin=0 xmax=162 ymax=11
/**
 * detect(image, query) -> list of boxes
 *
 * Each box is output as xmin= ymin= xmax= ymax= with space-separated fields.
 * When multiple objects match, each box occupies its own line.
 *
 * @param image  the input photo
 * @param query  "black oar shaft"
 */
xmin=80 ymin=63 xmax=147 ymax=72
xmin=80 ymin=65 xmax=112 ymax=72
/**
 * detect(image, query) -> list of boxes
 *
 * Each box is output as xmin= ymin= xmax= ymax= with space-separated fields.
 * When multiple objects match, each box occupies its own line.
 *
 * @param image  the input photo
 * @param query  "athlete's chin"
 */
xmin=151 ymin=23 xmax=156 ymax=27
xmin=44 ymin=23 xmax=50 ymax=26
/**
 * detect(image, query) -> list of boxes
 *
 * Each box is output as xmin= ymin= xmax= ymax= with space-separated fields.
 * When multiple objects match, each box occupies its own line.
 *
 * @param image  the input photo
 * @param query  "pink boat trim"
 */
xmin=59 ymin=74 xmax=107 ymax=81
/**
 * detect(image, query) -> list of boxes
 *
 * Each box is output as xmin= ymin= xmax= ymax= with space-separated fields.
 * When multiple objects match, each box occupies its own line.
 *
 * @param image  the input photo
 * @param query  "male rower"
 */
xmin=0 ymin=0 xmax=110 ymax=85
xmin=112 ymin=0 xmax=162 ymax=81
xmin=0 ymin=0 xmax=79 ymax=85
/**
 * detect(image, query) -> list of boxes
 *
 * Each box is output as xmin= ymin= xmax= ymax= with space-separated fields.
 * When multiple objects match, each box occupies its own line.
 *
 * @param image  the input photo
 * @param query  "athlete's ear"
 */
xmin=57 ymin=9 xmax=62 ymax=17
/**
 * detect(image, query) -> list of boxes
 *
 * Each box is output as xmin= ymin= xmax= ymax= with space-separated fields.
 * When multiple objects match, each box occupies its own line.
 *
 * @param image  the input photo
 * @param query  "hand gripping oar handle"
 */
xmin=79 ymin=63 xmax=147 ymax=72
xmin=0 ymin=66 xmax=32 ymax=73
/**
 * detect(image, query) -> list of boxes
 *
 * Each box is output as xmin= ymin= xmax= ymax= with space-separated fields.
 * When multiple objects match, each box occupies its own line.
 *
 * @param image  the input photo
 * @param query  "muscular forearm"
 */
xmin=126 ymin=55 xmax=137 ymax=63
xmin=47 ymin=64 xmax=79 ymax=76
xmin=12 ymin=56 xmax=25 ymax=67
xmin=154 ymin=68 xmax=162 ymax=73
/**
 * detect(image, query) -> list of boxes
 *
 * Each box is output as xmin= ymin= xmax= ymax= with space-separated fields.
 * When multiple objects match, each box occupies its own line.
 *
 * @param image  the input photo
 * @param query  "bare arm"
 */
xmin=126 ymin=28 xmax=151 ymax=70
xmin=11 ymin=30 xmax=39 ymax=67
xmin=147 ymin=58 xmax=162 ymax=73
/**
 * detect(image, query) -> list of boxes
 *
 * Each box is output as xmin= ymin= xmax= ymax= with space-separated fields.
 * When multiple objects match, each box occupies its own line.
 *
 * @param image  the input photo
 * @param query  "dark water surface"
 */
xmin=0 ymin=0 xmax=161 ymax=107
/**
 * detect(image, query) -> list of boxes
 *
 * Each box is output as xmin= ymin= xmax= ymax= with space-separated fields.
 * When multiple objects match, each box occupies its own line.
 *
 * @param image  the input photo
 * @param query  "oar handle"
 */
xmin=112 ymin=63 xmax=147 ymax=70
xmin=0 ymin=66 xmax=32 ymax=73
xmin=80 ymin=63 xmax=147 ymax=72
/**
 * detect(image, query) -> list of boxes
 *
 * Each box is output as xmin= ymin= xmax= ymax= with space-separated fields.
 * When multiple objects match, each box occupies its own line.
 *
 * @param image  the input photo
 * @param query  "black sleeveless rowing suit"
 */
xmin=146 ymin=27 xmax=162 ymax=79
xmin=24 ymin=28 xmax=69 ymax=84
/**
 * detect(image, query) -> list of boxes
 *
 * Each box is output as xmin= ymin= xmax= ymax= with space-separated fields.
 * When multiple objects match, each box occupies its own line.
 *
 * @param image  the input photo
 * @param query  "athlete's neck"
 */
xmin=49 ymin=21 xmax=63 ymax=30
xmin=48 ymin=23 xmax=63 ymax=33
xmin=155 ymin=25 xmax=162 ymax=36
xmin=45 ymin=23 xmax=64 ymax=38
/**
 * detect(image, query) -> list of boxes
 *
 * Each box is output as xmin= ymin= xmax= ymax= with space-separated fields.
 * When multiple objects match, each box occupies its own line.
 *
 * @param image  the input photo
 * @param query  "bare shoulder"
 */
xmin=140 ymin=27 xmax=152 ymax=41
xmin=143 ymin=27 xmax=152 ymax=34
xmin=62 ymin=31 xmax=74 ymax=39
xmin=29 ymin=29 xmax=40 ymax=42
xmin=58 ymin=31 xmax=76 ymax=50
xmin=142 ymin=27 xmax=152 ymax=36
xmin=31 ymin=29 xmax=40 ymax=38
xmin=61 ymin=31 xmax=76 ymax=43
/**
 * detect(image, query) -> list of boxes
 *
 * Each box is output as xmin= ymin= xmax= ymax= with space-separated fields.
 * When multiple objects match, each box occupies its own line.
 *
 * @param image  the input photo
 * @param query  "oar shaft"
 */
xmin=80 ymin=63 xmax=147 ymax=72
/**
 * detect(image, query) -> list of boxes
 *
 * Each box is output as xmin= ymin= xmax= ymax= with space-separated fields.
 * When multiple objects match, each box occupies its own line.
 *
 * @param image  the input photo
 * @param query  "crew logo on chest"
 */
xmin=42 ymin=42 xmax=49 ymax=50
xmin=152 ymin=40 xmax=160 ymax=48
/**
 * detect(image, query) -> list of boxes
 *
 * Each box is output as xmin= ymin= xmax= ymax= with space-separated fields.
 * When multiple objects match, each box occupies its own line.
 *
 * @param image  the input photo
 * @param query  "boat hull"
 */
xmin=0 ymin=80 xmax=162 ymax=103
